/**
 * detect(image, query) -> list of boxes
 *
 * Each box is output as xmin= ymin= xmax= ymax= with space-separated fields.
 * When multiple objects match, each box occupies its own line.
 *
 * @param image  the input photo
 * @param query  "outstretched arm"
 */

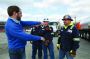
xmin=20 ymin=21 xmax=41 ymax=26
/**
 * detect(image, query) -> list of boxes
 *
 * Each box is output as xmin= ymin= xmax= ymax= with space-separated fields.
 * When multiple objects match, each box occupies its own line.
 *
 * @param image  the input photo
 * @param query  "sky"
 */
xmin=0 ymin=0 xmax=90 ymax=23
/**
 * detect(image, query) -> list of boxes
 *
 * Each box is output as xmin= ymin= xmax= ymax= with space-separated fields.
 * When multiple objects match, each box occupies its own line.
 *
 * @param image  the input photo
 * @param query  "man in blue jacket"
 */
xmin=57 ymin=15 xmax=80 ymax=59
xmin=5 ymin=5 xmax=45 ymax=59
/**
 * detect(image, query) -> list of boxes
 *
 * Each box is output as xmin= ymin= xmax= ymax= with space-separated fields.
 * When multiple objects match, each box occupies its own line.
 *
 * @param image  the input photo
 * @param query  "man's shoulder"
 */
xmin=71 ymin=25 xmax=77 ymax=30
xmin=6 ymin=18 xmax=14 ymax=24
xmin=6 ymin=18 xmax=19 ymax=29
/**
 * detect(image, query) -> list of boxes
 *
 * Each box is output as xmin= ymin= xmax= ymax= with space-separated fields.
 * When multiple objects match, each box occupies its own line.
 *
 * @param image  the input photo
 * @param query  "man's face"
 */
xmin=16 ymin=11 xmax=22 ymax=21
xmin=43 ymin=21 xmax=49 ymax=26
xmin=63 ymin=19 xmax=71 ymax=26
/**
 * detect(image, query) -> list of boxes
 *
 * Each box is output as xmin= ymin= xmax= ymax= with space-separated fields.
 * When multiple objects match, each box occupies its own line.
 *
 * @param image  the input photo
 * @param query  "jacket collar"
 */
xmin=64 ymin=22 xmax=73 ymax=29
xmin=9 ymin=17 xmax=20 ymax=24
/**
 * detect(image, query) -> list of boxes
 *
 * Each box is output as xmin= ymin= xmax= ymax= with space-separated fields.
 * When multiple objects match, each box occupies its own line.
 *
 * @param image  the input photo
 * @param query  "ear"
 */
xmin=13 ymin=12 xmax=17 ymax=16
xmin=13 ymin=12 xmax=15 ymax=15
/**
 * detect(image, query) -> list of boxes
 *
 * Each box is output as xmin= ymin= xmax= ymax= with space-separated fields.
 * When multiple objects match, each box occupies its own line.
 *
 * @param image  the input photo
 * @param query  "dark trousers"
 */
xmin=59 ymin=49 xmax=73 ymax=59
xmin=32 ymin=44 xmax=42 ymax=59
xmin=9 ymin=48 xmax=26 ymax=59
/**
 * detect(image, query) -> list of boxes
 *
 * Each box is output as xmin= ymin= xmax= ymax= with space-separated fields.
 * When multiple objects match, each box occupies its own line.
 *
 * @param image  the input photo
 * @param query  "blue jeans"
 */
xmin=42 ymin=42 xmax=55 ymax=59
xmin=59 ymin=49 xmax=73 ymax=59
xmin=32 ymin=44 xmax=42 ymax=59
xmin=9 ymin=48 xmax=26 ymax=59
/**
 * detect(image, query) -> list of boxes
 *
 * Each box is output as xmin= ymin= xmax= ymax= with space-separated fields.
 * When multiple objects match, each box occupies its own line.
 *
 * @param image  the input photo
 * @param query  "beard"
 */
xmin=17 ymin=16 xmax=21 ymax=21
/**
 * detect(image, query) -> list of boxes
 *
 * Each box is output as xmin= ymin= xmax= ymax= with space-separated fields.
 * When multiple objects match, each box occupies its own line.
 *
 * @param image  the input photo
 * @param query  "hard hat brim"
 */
xmin=43 ymin=21 xmax=49 ymax=22
xmin=62 ymin=19 xmax=73 ymax=21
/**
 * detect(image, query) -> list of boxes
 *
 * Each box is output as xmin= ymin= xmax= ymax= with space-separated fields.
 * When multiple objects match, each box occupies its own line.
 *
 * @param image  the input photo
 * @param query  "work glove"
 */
xmin=69 ymin=50 xmax=76 ymax=57
xmin=56 ymin=44 xmax=60 ymax=50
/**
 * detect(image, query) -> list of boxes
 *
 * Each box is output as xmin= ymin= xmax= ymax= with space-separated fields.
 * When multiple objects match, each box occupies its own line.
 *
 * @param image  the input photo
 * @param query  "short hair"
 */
xmin=7 ymin=5 xmax=20 ymax=16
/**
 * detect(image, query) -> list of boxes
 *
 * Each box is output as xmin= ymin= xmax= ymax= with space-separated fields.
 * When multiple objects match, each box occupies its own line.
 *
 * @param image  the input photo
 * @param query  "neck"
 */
xmin=65 ymin=23 xmax=71 ymax=26
xmin=10 ymin=16 xmax=17 ymax=20
xmin=44 ymin=25 xmax=48 ymax=26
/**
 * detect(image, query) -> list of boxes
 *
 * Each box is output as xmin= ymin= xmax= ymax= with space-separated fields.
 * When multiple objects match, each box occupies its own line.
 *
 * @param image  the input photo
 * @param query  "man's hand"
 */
xmin=56 ymin=44 xmax=60 ymax=50
xmin=69 ymin=50 xmax=76 ymax=57
xmin=41 ymin=37 xmax=45 ymax=41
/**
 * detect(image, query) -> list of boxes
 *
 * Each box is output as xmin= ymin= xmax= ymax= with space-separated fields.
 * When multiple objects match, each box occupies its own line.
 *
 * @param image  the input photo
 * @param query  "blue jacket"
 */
xmin=5 ymin=18 xmax=42 ymax=49
xmin=59 ymin=24 xmax=80 ymax=51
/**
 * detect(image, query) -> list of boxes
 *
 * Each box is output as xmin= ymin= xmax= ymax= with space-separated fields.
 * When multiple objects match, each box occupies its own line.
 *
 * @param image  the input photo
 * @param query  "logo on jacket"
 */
xmin=61 ymin=30 xmax=63 ymax=31
xmin=67 ymin=29 xmax=72 ymax=33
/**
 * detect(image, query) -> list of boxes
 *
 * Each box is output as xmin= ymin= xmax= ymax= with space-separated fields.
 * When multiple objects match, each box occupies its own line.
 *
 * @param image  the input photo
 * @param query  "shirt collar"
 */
xmin=9 ymin=17 xmax=20 ymax=24
xmin=64 ymin=22 xmax=73 ymax=29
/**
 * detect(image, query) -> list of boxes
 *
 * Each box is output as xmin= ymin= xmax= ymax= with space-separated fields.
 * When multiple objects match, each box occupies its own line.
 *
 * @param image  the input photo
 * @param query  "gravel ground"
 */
xmin=0 ymin=32 xmax=90 ymax=59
